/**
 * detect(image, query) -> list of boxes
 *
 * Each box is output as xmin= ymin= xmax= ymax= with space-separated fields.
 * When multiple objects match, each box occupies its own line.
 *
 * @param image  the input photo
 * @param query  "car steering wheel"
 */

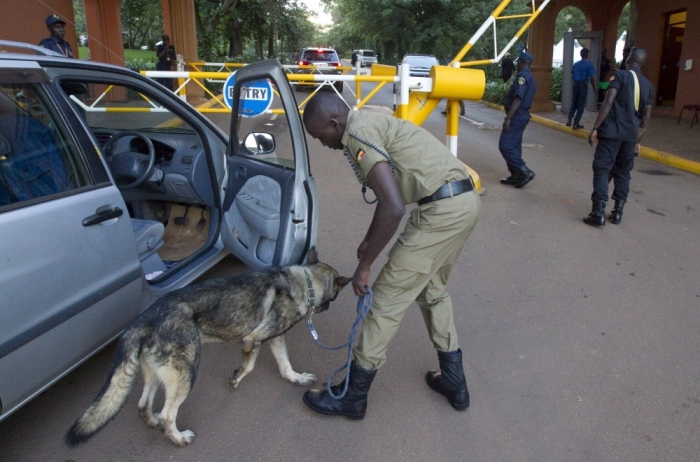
xmin=102 ymin=131 xmax=156 ymax=191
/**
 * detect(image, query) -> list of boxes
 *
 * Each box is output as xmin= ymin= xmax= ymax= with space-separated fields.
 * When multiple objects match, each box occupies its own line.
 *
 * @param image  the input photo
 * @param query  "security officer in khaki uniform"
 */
xmin=301 ymin=93 xmax=481 ymax=419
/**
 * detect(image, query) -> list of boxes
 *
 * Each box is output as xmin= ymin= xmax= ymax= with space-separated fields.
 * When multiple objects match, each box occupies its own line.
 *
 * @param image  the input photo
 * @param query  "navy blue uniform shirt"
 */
xmin=598 ymin=69 xmax=654 ymax=142
xmin=38 ymin=36 xmax=73 ymax=58
xmin=572 ymin=59 xmax=595 ymax=82
xmin=504 ymin=67 xmax=537 ymax=113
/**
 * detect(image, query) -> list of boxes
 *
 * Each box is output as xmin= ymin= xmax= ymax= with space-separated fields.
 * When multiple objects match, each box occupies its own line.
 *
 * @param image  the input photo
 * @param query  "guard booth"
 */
xmin=561 ymin=30 xmax=603 ymax=115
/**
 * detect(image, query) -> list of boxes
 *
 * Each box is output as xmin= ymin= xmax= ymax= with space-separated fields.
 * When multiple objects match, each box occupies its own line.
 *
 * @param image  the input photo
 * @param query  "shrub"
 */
xmin=550 ymin=66 xmax=562 ymax=102
xmin=481 ymin=80 xmax=508 ymax=106
xmin=125 ymin=58 xmax=156 ymax=72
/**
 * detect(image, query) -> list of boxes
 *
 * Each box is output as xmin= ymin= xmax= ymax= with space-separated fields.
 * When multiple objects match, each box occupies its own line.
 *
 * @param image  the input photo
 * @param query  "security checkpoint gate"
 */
xmin=561 ymin=30 xmax=603 ymax=115
xmin=142 ymin=0 xmax=554 ymax=194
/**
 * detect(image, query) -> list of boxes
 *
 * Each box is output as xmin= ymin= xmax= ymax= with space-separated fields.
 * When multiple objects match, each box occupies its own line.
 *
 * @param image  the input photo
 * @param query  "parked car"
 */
xmin=351 ymin=49 xmax=378 ymax=68
xmin=0 ymin=41 xmax=317 ymax=423
xmin=296 ymin=47 xmax=344 ymax=93
xmin=400 ymin=54 xmax=440 ymax=77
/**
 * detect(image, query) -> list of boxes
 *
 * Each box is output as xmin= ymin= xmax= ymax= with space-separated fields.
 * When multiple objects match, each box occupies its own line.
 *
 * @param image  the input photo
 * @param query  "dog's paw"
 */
xmin=170 ymin=430 xmax=195 ymax=447
xmin=227 ymin=370 xmax=242 ymax=390
xmin=292 ymin=372 xmax=317 ymax=387
xmin=139 ymin=409 xmax=160 ymax=428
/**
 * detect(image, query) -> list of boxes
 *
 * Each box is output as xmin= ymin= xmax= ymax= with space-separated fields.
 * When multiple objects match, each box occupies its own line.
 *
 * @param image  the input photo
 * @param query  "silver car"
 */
xmin=0 ymin=42 xmax=317 ymax=422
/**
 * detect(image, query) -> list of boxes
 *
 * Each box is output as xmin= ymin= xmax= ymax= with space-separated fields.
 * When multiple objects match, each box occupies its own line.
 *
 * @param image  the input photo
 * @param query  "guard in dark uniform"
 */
xmin=39 ymin=15 xmax=74 ymax=58
xmin=301 ymin=93 xmax=481 ymax=419
xmin=584 ymin=47 xmax=653 ymax=226
xmin=156 ymin=35 xmax=176 ymax=91
xmin=499 ymin=51 xmax=537 ymax=189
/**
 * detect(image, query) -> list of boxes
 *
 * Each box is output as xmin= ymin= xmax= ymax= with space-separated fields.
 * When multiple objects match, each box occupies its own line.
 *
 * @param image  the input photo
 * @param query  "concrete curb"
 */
xmin=480 ymin=101 xmax=700 ymax=176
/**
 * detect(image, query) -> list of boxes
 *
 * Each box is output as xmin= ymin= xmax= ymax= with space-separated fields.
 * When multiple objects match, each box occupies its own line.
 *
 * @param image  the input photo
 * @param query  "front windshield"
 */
xmin=63 ymin=81 xmax=197 ymax=135
xmin=405 ymin=56 xmax=438 ymax=68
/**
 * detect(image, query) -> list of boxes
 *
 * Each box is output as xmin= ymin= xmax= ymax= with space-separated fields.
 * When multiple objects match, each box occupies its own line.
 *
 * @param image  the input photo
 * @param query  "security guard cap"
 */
xmin=516 ymin=51 xmax=533 ymax=63
xmin=46 ymin=14 xmax=66 ymax=27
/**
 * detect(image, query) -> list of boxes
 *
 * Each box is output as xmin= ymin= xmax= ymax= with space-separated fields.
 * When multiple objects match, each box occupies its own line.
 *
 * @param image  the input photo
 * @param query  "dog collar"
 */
xmin=304 ymin=270 xmax=316 ymax=310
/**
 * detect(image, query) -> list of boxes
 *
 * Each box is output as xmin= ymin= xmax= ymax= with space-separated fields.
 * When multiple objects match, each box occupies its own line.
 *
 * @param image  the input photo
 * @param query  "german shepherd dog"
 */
xmin=65 ymin=248 xmax=350 ymax=447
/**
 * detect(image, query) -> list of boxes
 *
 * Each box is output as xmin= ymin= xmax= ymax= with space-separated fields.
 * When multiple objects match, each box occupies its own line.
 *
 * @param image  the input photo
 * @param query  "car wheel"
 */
xmin=295 ymin=84 xmax=303 ymax=92
xmin=334 ymin=81 xmax=344 ymax=93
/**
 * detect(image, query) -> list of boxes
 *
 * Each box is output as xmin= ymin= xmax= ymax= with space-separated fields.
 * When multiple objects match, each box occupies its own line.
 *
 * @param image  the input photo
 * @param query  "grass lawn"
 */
xmin=78 ymin=46 xmax=157 ymax=65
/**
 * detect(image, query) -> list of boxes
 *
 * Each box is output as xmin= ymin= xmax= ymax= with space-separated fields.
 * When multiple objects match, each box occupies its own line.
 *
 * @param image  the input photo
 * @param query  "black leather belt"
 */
xmin=417 ymin=178 xmax=474 ymax=206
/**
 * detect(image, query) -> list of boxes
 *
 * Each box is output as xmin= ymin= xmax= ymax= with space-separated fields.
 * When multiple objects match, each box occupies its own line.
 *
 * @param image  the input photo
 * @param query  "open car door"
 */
xmin=222 ymin=60 xmax=317 ymax=269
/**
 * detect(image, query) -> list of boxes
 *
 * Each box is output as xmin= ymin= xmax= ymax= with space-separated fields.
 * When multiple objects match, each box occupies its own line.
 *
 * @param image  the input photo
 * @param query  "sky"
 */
xmin=301 ymin=0 xmax=333 ymax=27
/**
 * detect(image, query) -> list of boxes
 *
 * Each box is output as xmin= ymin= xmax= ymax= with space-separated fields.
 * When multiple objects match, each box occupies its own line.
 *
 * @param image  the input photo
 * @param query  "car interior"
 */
xmin=60 ymin=79 xmax=229 ymax=281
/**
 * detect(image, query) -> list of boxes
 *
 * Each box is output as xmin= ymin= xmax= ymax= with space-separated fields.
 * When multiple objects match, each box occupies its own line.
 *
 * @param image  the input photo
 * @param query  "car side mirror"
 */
xmin=243 ymin=132 xmax=276 ymax=155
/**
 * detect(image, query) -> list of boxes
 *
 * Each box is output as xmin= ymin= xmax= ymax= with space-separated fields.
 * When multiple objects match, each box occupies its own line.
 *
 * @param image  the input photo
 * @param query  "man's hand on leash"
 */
xmin=588 ymin=129 xmax=597 ymax=146
xmin=503 ymin=116 xmax=511 ymax=132
xmin=635 ymin=143 xmax=641 ymax=158
xmin=352 ymin=264 xmax=370 ymax=296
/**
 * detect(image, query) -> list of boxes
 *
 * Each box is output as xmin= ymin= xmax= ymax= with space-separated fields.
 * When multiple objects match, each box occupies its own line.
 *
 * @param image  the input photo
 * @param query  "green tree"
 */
xmin=121 ymin=0 xmax=163 ymax=49
xmin=554 ymin=6 xmax=587 ymax=45
xmin=321 ymin=0 xmax=530 ymax=65
xmin=72 ymin=0 xmax=86 ymax=40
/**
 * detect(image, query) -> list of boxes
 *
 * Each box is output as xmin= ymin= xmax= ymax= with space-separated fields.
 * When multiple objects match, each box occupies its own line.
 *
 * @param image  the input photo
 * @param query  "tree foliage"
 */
xmin=320 ymin=0 xmax=530 ymax=65
xmin=195 ymin=0 xmax=317 ymax=62
xmin=121 ymin=0 xmax=164 ymax=50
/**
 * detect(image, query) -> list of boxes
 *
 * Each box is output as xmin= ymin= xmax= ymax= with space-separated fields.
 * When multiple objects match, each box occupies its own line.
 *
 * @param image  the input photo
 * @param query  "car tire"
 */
xmin=295 ymin=84 xmax=303 ymax=92
xmin=334 ymin=81 xmax=344 ymax=93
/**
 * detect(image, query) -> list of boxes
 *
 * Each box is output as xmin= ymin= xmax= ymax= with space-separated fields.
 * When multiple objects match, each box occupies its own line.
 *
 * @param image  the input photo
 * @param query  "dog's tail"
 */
xmin=64 ymin=326 xmax=145 ymax=447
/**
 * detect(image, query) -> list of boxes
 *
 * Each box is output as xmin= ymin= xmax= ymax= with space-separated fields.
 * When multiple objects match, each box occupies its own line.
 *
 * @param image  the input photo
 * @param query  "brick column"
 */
xmin=162 ymin=0 xmax=205 ymax=101
xmin=528 ymin=3 xmax=556 ymax=113
xmin=84 ymin=0 xmax=125 ymax=66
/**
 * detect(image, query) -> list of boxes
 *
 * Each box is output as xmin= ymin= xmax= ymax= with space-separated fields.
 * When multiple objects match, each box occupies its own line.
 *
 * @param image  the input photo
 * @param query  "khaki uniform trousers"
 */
xmin=354 ymin=189 xmax=481 ymax=371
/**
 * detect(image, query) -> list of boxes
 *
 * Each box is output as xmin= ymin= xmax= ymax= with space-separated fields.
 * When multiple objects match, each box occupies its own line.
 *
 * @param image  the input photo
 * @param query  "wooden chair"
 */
xmin=677 ymin=104 xmax=700 ymax=128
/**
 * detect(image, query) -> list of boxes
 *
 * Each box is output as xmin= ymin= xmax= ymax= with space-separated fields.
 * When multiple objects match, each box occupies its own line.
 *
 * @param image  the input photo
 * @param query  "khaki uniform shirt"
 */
xmin=341 ymin=110 xmax=468 ymax=204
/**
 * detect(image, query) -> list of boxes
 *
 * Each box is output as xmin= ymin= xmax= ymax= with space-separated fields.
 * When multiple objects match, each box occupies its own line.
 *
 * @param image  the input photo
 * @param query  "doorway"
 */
xmin=657 ymin=9 xmax=686 ymax=107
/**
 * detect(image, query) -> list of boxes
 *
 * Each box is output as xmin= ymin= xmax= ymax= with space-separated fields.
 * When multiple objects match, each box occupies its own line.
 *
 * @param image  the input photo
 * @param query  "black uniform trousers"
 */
xmin=498 ymin=110 xmax=530 ymax=172
xmin=591 ymin=136 xmax=636 ymax=202
xmin=568 ymin=81 xmax=588 ymax=125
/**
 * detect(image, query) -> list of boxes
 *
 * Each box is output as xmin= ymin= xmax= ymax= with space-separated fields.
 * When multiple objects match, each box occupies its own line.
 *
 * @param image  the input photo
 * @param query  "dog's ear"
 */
xmin=334 ymin=276 xmax=352 ymax=290
xmin=307 ymin=247 xmax=319 ymax=265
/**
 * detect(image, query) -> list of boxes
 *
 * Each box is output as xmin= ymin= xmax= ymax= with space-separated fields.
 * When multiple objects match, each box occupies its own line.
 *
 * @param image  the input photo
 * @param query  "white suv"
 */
xmin=351 ymin=50 xmax=378 ymax=68
xmin=296 ymin=47 xmax=344 ymax=92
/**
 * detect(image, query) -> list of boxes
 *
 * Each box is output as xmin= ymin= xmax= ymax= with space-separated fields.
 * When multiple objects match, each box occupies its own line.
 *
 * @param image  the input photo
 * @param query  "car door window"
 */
xmin=234 ymin=77 xmax=295 ymax=170
xmin=0 ymin=80 xmax=91 ymax=209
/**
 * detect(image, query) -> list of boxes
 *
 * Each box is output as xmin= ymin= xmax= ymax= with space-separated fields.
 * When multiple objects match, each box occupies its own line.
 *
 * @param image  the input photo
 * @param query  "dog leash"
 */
xmin=306 ymin=286 xmax=373 ymax=399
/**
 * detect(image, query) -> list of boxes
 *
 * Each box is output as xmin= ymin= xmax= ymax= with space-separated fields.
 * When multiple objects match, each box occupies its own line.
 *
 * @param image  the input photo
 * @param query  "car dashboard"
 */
xmin=96 ymin=129 xmax=214 ymax=206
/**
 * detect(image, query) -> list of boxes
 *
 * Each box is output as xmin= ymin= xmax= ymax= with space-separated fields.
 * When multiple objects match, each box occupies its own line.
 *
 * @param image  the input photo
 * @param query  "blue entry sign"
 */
xmin=223 ymin=73 xmax=273 ymax=117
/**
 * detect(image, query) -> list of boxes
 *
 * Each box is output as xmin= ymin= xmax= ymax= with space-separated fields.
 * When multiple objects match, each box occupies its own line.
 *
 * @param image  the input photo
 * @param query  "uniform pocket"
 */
xmin=387 ymin=246 xmax=432 ymax=274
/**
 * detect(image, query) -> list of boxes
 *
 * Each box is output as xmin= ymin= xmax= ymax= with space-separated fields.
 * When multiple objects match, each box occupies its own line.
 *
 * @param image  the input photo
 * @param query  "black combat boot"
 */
xmin=583 ymin=200 xmax=607 ymax=226
xmin=500 ymin=169 xmax=519 ymax=185
xmin=513 ymin=166 xmax=535 ymax=188
xmin=608 ymin=200 xmax=625 ymax=224
xmin=426 ymin=349 xmax=470 ymax=411
xmin=303 ymin=362 xmax=377 ymax=420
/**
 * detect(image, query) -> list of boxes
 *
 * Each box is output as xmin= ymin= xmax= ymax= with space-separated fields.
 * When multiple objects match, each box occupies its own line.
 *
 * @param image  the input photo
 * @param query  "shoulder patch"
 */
xmin=518 ymin=77 xmax=525 ymax=85
xmin=356 ymin=149 xmax=365 ymax=162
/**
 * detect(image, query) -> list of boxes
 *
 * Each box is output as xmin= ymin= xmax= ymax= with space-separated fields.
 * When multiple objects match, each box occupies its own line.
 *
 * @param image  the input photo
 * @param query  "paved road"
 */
xmin=1 ymin=79 xmax=699 ymax=462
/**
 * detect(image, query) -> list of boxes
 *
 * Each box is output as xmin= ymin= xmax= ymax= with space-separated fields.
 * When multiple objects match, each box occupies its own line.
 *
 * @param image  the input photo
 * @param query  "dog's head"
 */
xmin=306 ymin=247 xmax=351 ymax=312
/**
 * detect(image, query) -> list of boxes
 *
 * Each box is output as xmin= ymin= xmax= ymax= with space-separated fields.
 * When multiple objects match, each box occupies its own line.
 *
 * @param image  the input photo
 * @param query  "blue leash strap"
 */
xmin=307 ymin=287 xmax=373 ymax=399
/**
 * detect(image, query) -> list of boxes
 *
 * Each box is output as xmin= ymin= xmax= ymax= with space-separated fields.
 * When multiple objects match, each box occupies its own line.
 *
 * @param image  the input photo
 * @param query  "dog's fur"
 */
xmin=65 ymin=248 xmax=350 ymax=447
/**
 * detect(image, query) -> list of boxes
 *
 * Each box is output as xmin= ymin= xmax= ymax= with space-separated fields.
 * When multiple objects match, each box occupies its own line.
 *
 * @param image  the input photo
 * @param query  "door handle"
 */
xmin=82 ymin=206 xmax=124 ymax=226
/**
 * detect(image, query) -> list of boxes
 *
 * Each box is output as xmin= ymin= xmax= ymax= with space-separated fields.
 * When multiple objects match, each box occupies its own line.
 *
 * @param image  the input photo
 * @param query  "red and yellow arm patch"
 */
xmin=356 ymin=149 xmax=365 ymax=162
